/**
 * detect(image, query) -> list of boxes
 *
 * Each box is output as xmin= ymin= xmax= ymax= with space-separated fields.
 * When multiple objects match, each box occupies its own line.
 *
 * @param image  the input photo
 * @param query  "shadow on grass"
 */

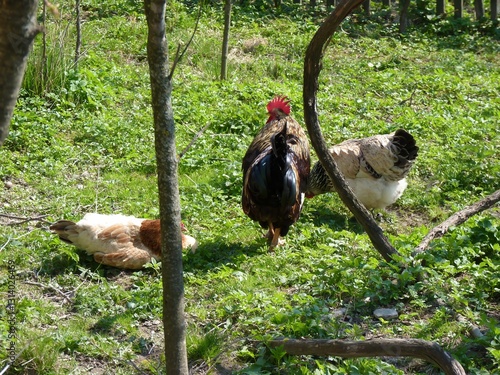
xmin=302 ymin=198 xmax=366 ymax=235
xmin=183 ymin=236 xmax=263 ymax=274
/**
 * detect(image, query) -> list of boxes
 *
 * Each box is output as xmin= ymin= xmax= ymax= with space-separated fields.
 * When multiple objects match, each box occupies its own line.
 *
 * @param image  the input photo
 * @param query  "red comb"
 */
xmin=267 ymin=96 xmax=291 ymax=116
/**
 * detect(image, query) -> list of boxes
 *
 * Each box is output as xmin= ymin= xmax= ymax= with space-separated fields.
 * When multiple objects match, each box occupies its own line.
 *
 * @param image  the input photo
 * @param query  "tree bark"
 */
xmin=303 ymin=0 xmax=400 ymax=263
xmin=399 ymin=0 xmax=411 ymax=33
xmin=143 ymin=1 xmax=188 ymax=374
xmin=268 ymin=339 xmax=466 ymax=375
xmin=0 ymin=0 xmax=41 ymax=146
xmin=221 ymin=0 xmax=232 ymax=80
xmin=414 ymin=189 xmax=500 ymax=254
xmin=75 ymin=0 xmax=82 ymax=68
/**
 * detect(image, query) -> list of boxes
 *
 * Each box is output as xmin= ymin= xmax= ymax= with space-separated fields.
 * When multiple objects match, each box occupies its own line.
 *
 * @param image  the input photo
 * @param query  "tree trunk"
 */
xmin=454 ymin=0 xmax=464 ymax=18
xmin=474 ymin=0 xmax=485 ymax=19
xmin=362 ymin=0 xmax=370 ymax=16
xmin=399 ymin=0 xmax=411 ymax=33
xmin=143 ymin=1 xmax=188 ymax=374
xmin=302 ymin=0 xmax=400 ymax=263
xmin=0 ymin=0 xmax=41 ymax=146
xmin=221 ymin=0 xmax=232 ymax=80
xmin=491 ymin=0 xmax=499 ymax=21
xmin=436 ymin=0 xmax=446 ymax=15
xmin=75 ymin=0 xmax=82 ymax=68
xmin=268 ymin=339 xmax=466 ymax=375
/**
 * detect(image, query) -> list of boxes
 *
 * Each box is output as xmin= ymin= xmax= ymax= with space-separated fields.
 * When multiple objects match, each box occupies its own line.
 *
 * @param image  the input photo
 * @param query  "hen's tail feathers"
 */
xmin=393 ymin=129 xmax=419 ymax=167
xmin=49 ymin=220 xmax=77 ymax=244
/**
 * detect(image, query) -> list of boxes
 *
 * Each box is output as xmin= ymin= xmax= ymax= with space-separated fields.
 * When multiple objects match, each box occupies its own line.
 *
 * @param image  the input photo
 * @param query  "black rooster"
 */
xmin=242 ymin=96 xmax=310 ymax=249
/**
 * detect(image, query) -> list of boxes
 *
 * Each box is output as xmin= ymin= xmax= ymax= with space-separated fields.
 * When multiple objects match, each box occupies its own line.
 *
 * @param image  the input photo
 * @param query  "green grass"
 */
xmin=1 ymin=0 xmax=499 ymax=373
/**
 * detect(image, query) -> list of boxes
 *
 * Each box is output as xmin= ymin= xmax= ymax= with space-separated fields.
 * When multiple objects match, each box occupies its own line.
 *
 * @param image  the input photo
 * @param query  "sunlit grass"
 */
xmin=0 ymin=0 xmax=499 ymax=373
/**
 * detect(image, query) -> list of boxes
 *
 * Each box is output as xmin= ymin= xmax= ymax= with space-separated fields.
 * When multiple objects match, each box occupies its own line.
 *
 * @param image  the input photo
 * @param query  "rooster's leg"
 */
xmin=269 ymin=227 xmax=281 ymax=250
xmin=264 ymin=223 xmax=274 ymax=242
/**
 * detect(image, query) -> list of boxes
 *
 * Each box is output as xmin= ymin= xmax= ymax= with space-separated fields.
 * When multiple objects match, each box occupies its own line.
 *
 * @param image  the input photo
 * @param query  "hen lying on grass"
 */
xmin=50 ymin=213 xmax=198 ymax=269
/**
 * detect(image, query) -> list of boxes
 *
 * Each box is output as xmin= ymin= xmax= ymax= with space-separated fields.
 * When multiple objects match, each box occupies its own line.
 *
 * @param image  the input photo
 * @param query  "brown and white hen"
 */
xmin=50 ymin=213 xmax=198 ymax=269
xmin=306 ymin=129 xmax=418 ymax=210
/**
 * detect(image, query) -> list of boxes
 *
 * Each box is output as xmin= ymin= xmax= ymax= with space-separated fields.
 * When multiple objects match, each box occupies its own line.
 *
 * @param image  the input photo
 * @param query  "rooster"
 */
xmin=50 ymin=213 xmax=198 ymax=270
xmin=305 ymin=129 xmax=418 ymax=210
xmin=242 ymin=96 xmax=310 ymax=249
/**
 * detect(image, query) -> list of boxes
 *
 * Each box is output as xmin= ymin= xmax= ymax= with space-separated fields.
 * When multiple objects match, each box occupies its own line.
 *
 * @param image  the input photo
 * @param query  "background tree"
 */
xmin=143 ymin=0 xmax=189 ymax=373
xmin=0 ymin=0 xmax=41 ymax=146
xmin=221 ymin=0 xmax=232 ymax=80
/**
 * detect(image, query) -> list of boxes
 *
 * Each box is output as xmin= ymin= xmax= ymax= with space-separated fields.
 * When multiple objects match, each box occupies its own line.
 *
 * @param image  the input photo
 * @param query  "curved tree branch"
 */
xmin=414 ymin=189 xmax=500 ymax=254
xmin=268 ymin=338 xmax=466 ymax=375
xmin=302 ymin=0 xmax=399 ymax=262
xmin=0 ymin=0 xmax=42 ymax=146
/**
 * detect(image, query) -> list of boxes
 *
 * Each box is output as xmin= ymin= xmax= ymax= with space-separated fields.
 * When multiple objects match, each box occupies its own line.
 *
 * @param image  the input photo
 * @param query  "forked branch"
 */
xmin=168 ymin=2 xmax=201 ymax=80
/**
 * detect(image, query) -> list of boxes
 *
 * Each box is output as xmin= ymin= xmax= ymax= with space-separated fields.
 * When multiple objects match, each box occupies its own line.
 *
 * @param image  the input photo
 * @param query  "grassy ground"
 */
xmin=1 ymin=0 xmax=499 ymax=373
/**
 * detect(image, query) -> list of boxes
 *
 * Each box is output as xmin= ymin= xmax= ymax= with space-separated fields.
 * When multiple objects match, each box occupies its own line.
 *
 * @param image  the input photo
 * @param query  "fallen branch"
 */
xmin=268 ymin=338 xmax=466 ymax=375
xmin=414 ymin=189 xmax=500 ymax=254
xmin=0 ymin=213 xmax=50 ymax=226
xmin=24 ymin=281 xmax=73 ymax=304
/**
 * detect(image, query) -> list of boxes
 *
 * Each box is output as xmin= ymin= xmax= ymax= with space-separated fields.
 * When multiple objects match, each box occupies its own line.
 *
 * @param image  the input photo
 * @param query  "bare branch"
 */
xmin=168 ymin=3 xmax=201 ymax=80
xmin=268 ymin=338 xmax=466 ymax=375
xmin=0 ymin=213 xmax=50 ymax=226
xmin=414 ymin=189 xmax=500 ymax=254
xmin=24 ymin=281 xmax=73 ymax=304
xmin=178 ymin=122 xmax=211 ymax=160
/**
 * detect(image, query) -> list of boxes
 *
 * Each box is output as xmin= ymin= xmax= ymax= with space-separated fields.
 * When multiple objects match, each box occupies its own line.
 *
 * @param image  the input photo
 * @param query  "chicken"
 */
xmin=50 ymin=213 xmax=198 ymax=270
xmin=305 ymin=129 xmax=418 ymax=210
xmin=242 ymin=96 xmax=310 ymax=249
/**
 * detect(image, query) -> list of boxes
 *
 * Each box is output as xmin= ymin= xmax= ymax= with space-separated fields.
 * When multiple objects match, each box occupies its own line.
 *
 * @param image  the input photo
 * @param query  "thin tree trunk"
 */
xmin=399 ymin=0 xmax=411 ymax=33
xmin=491 ymin=0 xmax=499 ymax=20
xmin=303 ymin=0 xmax=400 ymax=263
xmin=474 ymin=0 xmax=485 ymax=19
xmin=75 ymin=0 xmax=81 ymax=68
xmin=42 ymin=0 xmax=47 ymax=93
xmin=221 ymin=0 xmax=231 ymax=80
xmin=0 ymin=0 xmax=41 ymax=146
xmin=268 ymin=339 xmax=466 ymax=375
xmin=436 ymin=0 xmax=446 ymax=15
xmin=362 ymin=0 xmax=370 ymax=16
xmin=454 ymin=0 xmax=463 ymax=18
xmin=143 ymin=1 xmax=188 ymax=374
